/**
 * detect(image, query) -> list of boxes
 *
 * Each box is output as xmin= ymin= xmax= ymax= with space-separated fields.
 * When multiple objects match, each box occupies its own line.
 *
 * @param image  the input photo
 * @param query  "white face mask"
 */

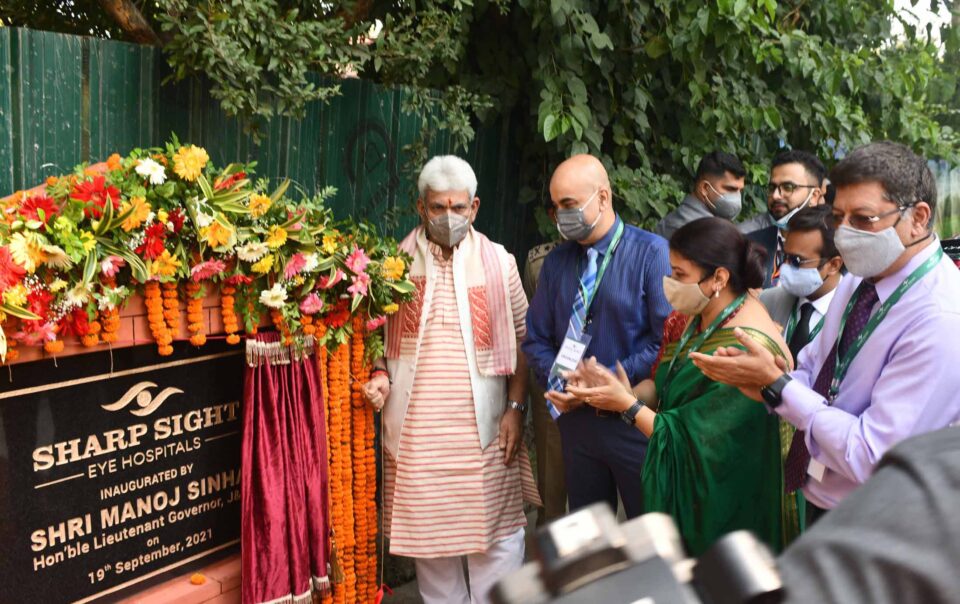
xmin=778 ymin=263 xmax=825 ymax=298
xmin=773 ymin=188 xmax=815 ymax=230
xmin=834 ymin=224 xmax=906 ymax=278
xmin=704 ymin=182 xmax=742 ymax=220
xmin=662 ymin=275 xmax=712 ymax=315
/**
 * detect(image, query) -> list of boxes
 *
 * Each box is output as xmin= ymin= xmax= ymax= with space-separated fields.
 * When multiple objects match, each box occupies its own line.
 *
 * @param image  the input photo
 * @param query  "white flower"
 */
xmin=135 ymin=158 xmax=167 ymax=185
xmin=195 ymin=211 xmax=214 ymax=228
xmin=42 ymin=245 xmax=73 ymax=270
xmin=259 ymin=283 xmax=287 ymax=309
xmin=64 ymin=284 xmax=92 ymax=308
xmin=302 ymin=252 xmax=319 ymax=272
xmin=237 ymin=242 xmax=269 ymax=262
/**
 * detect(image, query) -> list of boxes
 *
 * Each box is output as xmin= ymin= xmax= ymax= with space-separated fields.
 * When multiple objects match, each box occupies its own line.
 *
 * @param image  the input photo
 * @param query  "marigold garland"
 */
xmin=144 ymin=281 xmax=174 ymax=356
xmin=220 ymin=285 xmax=241 ymax=345
xmin=185 ymin=282 xmax=206 ymax=347
xmin=81 ymin=320 xmax=101 ymax=347
xmin=161 ymin=281 xmax=180 ymax=336
xmin=100 ymin=276 xmax=121 ymax=344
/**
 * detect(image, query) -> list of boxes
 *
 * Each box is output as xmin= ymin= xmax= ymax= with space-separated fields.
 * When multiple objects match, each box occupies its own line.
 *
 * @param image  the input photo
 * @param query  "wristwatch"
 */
xmin=761 ymin=373 xmax=793 ymax=408
xmin=508 ymin=400 xmax=528 ymax=414
xmin=621 ymin=400 xmax=644 ymax=426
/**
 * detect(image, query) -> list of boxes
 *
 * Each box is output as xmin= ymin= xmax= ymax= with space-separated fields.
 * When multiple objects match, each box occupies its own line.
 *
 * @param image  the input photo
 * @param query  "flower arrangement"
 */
xmin=0 ymin=137 xmax=415 ymax=362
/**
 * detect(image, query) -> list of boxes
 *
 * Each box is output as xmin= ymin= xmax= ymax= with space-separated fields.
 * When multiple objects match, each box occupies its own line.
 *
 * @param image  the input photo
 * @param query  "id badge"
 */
xmin=807 ymin=458 xmax=826 ymax=482
xmin=550 ymin=333 xmax=592 ymax=380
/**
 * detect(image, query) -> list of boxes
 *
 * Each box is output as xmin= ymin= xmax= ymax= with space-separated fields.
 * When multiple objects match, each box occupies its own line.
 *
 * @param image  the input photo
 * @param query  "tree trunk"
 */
xmin=99 ymin=0 xmax=163 ymax=46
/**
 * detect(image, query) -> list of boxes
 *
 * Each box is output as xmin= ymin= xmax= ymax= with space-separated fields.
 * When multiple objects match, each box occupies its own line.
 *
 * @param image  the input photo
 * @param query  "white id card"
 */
xmin=807 ymin=458 xmax=826 ymax=482
xmin=550 ymin=333 xmax=592 ymax=379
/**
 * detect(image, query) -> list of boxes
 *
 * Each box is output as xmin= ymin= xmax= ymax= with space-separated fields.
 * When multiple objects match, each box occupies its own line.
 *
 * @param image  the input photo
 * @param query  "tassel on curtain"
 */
xmin=242 ymin=332 xmax=330 ymax=604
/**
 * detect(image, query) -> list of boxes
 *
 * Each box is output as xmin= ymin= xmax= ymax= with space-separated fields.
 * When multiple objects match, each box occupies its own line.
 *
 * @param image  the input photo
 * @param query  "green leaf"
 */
xmin=1 ymin=302 xmax=41 ymax=321
xmin=197 ymin=174 xmax=215 ymax=201
xmin=645 ymin=36 xmax=669 ymax=59
xmin=386 ymin=279 xmax=416 ymax=294
xmin=270 ymin=179 xmax=291 ymax=204
xmin=543 ymin=114 xmax=559 ymax=142
xmin=82 ymin=250 xmax=98 ymax=285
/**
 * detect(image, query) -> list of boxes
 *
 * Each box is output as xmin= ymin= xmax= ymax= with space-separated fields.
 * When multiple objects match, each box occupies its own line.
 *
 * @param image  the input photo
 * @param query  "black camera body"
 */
xmin=491 ymin=503 xmax=783 ymax=604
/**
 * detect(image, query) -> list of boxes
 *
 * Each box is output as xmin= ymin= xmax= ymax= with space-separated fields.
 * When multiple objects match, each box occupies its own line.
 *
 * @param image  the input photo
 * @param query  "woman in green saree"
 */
xmin=561 ymin=217 xmax=801 ymax=556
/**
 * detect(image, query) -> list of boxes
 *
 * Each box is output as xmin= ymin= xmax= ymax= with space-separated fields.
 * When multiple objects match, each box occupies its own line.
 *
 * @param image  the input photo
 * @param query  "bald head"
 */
xmin=549 ymin=154 xmax=616 ymax=245
xmin=551 ymin=154 xmax=610 ymax=193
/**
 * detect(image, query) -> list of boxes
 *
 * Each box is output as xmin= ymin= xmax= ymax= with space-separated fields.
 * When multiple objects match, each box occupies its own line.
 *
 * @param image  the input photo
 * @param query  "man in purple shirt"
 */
xmin=691 ymin=141 xmax=960 ymax=524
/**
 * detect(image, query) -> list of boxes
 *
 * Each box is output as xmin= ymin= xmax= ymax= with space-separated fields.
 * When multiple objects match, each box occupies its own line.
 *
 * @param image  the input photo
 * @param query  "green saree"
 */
xmin=643 ymin=327 xmax=801 ymax=556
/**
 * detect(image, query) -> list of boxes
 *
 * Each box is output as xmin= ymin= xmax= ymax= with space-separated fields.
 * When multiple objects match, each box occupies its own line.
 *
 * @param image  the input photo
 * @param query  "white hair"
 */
xmin=417 ymin=155 xmax=478 ymax=199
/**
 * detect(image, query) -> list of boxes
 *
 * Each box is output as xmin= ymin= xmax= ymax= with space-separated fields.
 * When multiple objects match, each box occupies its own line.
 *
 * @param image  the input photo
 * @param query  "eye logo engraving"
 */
xmin=101 ymin=382 xmax=183 ymax=416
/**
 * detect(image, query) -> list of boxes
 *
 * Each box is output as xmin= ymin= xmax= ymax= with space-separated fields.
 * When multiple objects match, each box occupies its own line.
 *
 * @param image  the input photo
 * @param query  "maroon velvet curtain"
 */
xmin=242 ymin=332 xmax=330 ymax=604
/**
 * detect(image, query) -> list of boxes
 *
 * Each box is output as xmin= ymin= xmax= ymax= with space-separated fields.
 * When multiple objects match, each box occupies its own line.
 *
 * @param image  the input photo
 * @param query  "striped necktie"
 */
xmin=546 ymin=247 xmax=599 ymax=418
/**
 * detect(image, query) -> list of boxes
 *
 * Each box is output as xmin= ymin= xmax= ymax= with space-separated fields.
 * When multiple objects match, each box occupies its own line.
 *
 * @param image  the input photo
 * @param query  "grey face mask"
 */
xmin=556 ymin=189 xmax=602 ymax=241
xmin=834 ymin=224 xmax=905 ymax=278
xmin=427 ymin=212 xmax=471 ymax=248
xmin=704 ymin=182 xmax=743 ymax=220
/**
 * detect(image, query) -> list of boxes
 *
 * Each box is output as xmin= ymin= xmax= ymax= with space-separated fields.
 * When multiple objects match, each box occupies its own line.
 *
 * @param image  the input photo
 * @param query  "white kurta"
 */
xmin=383 ymin=242 xmax=539 ymax=558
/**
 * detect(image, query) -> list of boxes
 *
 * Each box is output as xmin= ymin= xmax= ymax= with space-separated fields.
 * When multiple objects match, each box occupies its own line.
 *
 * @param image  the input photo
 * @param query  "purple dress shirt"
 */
xmin=778 ymin=238 xmax=960 ymax=509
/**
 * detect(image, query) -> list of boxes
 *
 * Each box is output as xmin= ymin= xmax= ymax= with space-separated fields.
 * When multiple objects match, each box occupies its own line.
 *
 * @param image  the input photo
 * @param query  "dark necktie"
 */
xmin=784 ymin=282 xmax=879 ymax=493
xmin=788 ymin=302 xmax=815 ymax=362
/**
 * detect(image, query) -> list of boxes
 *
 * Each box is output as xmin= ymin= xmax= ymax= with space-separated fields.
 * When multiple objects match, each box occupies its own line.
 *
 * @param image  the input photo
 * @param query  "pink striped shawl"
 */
xmin=385 ymin=226 xmax=517 ymax=376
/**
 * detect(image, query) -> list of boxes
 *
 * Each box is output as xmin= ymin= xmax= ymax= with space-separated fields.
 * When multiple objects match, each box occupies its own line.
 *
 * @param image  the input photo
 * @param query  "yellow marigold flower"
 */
xmin=382 ymin=256 xmax=406 ymax=281
xmin=49 ymin=279 xmax=68 ymax=292
xmin=248 ymin=193 xmax=272 ymax=218
xmin=2 ymin=284 xmax=28 ymax=307
xmin=172 ymin=145 xmax=209 ymax=182
xmin=8 ymin=232 xmax=47 ymax=272
xmin=121 ymin=196 xmax=151 ymax=232
xmin=266 ymin=225 xmax=288 ymax=249
xmin=292 ymin=274 xmax=305 ymax=286
xmin=251 ymin=254 xmax=275 ymax=274
xmin=322 ymin=234 xmax=338 ymax=255
xmin=156 ymin=209 xmax=169 ymax=224
xmin=383 ymin=303 xmax=400 ymax=315
xmin=80 ymin=231 xmax=97 ymax=253
xmin=201 ymin=221 xmax=234 ymax=249
xmin=150 ymin=250 xmax=181 ymax=278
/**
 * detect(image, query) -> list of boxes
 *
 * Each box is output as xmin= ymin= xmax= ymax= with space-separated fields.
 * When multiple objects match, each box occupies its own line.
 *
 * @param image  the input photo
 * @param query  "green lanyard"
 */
xmin=579 ymin=219 xmax=625 ymax=316
xmin=827 ymin=247 xmax=943 ymax=401
xmin=662 ymin=293 xmax=747 ymax=397
xmin=784 ymin=302 xmax=825 ymax=345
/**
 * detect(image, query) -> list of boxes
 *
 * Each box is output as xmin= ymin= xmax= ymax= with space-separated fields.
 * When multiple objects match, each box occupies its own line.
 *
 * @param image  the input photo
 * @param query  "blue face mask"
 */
xmin=778 ymin=263 xmax=824 ymax=298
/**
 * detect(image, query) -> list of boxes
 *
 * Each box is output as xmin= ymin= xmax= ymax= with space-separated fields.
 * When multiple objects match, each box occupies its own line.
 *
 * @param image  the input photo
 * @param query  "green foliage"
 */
xmin=154 ymin=0 xmax=370 ymax=140
xmin=6 ymin=0 xmax=959 ymax=233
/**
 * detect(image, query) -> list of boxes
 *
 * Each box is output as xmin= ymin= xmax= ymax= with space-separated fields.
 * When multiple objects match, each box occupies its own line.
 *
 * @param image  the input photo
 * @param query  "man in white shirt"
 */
xmin=760 ymin=205 xmax=844 ymax=364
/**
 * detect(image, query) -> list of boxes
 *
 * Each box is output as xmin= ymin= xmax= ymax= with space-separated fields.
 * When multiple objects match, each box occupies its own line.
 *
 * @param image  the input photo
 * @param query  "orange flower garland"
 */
xmin=185 ymin=282 xmax=206 ymax=347
xmin=144 ymin=281 xmax=174 ymax=356
xmin=270 ymin=308 xmax=293 ymax=346
xmin=246 ymin=299 xmax=258 ymax=336
xmin=81 ymin=320 xmax=101 ymax=347
xmin=326 ymin=338 xmax=352 ymax=604
xmin=161 ymin=281 xmax=180 ymax=336
xmin=350 ymin=317 xmax=368 ymax=603
xmin=220 ymin=285 xmax=241 ymax=345
xmin=301 ymin=314 xmax=315 ymax=336
xmin=100 ymin=276 xmax=121 ymax=344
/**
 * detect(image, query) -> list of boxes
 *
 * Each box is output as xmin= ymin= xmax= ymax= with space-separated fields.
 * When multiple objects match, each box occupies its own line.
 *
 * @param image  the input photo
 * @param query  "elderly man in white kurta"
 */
xmin=364 ymin=155 xmax=539 ymax=604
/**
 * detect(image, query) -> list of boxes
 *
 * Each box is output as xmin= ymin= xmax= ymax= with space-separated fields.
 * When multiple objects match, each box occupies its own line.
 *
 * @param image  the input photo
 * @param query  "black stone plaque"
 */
xmin=0 ymin=341 xmax=244 ymax=603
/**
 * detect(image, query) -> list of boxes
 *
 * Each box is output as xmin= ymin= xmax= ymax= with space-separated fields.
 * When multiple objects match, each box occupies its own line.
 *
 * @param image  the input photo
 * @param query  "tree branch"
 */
xmin=99 ymin=0 xmax=163 ymax=46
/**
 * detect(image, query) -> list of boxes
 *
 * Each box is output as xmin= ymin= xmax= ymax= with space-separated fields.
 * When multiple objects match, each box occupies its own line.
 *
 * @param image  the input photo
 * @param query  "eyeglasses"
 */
xmin=782 ymin=253 xmax=826 ymax=269
xmin=827 ymin=203 xmax=913 ymax=231
xmin=767 ymin=182 xmax=817 ymax=196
